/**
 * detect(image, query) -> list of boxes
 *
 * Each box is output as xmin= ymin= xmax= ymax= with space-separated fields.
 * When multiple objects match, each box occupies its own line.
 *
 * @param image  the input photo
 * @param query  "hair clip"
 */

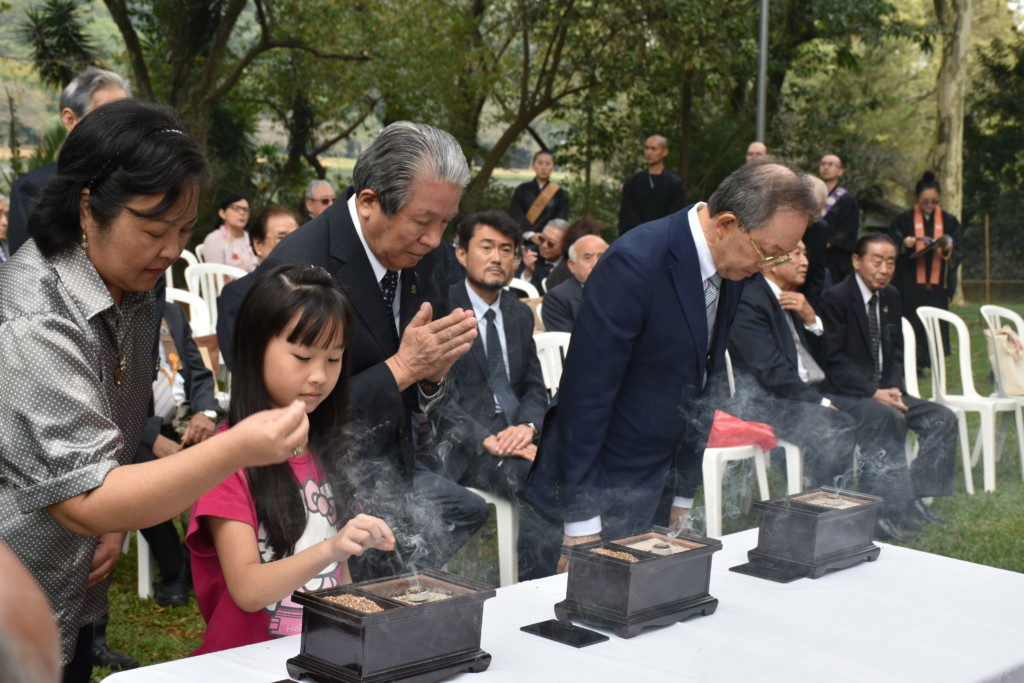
xmin=157 ymin=128 xmax=185 ymax=135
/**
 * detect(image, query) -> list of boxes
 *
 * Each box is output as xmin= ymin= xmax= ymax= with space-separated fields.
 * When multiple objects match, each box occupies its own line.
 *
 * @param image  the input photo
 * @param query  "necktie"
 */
xmin=483 ymin=309 xmax=519 ymax=424
xmin=704 ymin=273 xmax=722 ymax=345
xmin=867 ymin=294 xmax=882 ymax=386
xmin=380 ymin=270 xmax=399 ymax=343
xmin=784 ymin=311 xmax=826 ymax=385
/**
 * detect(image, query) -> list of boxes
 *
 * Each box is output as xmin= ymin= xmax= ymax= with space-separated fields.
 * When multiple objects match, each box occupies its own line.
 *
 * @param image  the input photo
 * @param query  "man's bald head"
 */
xmin=746 ymin=141 xmax=768 ymax=163
xmin=643 ymin=135 xmax=669 ymax=169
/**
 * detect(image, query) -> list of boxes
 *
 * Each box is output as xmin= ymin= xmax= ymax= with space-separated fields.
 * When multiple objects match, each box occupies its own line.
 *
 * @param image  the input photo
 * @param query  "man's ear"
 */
xmin=455 ymin=245 xmax=468 ymax=268
xmin=355 ymin=189 xmax=378 ymax=220
xmin=60 ymin=108 xmax=78 ymax=132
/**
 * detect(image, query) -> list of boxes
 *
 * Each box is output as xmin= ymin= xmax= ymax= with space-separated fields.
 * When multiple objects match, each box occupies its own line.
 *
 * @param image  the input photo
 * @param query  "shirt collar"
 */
xmin=854 ymin=273 xmax=875 ymax=304
xmin=764 ymin=276 xmax=783 ymax=299
xmin=464 ymin=281 xmax=500 ymax=321
xmin=687 ymin=202 xmax=717 ymax=283
xmin=348 ymin=194 xmax=388 ymax=284
xmin=50 ymin=242 xmax=150 ymax=321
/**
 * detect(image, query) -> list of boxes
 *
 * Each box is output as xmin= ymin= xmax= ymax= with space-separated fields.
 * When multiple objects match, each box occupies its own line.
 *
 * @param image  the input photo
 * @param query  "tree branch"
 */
xmin=101 ymin=0 xmax=154 ymax=99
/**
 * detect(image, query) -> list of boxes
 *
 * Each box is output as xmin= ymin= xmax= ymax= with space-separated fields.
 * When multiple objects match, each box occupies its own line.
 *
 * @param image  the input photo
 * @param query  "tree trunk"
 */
xmin=463 ymin=111 xmax=536 ymax=210
xmin=932 ymin=0 xmax=974 ymax=303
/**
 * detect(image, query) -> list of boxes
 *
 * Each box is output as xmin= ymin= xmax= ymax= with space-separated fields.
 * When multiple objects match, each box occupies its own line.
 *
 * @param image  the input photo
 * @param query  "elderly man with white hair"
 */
xmin=304 ymin=179 xmax=336 ymax=220
xmin=541 ymin=234 xmax=608 ymax=332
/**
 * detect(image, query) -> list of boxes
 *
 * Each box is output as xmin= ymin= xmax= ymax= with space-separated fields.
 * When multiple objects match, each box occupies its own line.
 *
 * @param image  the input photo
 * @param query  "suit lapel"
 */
xmin=329 ymin=208 xmax=396 ymax=356
xmin=667 ymin=213 xmax=707 ymax=365
xmin=452 ymin=283 xmax=488 ymax=379
xmin=759 ymin=276 xmax=798 ymax=366
xmin=500 ymin=292 xmax=523 ymax=383
xmin=846 ymin=276 xmax=872 ymax=350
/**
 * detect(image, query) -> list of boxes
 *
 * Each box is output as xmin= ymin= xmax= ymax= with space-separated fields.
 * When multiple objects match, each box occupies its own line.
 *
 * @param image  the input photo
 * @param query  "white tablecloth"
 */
xmin=106 ymin=528 xmax=1024 ymax=682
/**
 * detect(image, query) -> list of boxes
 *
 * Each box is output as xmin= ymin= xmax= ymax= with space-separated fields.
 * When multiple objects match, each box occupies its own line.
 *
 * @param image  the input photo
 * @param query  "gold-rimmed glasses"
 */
xmin=741 ymin=225 xmax=792 ymax=267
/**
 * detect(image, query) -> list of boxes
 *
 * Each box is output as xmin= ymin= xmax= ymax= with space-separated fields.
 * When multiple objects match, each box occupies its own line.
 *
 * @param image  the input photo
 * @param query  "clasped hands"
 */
xmin=386 ymin=303 xmax=478 ymax=391
xmin=872 ymin=387 xmax=908 ymax=412
xmin=483 ymin=424 xmax=536 ymax=461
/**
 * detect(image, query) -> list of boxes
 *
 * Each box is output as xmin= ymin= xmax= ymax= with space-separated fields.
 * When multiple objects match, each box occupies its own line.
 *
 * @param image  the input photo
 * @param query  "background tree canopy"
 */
xmin=0 ymin=0 xmax=1021 ymax=281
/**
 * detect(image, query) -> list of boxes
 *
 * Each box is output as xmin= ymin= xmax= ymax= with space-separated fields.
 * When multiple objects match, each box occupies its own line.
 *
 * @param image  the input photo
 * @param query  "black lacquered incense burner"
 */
xmin=287 ymin=569 xmax=495 ymax=682
xmin=555 ymin=527 xmax=722 ymax=638
xmin=730 ymin=487 xmax=883 ymax=583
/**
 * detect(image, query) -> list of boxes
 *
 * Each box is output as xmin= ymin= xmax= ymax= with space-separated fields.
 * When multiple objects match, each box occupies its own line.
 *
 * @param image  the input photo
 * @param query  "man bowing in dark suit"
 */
xmin=436 ymin=210 xmax=559 ymax=578
xmin=819 ymin=233 xmax=956 ymax=541
xmin=528 ymin=161 xmax=818 ymax=563
xmin=260 ymin=122 xmax=487 ymax=576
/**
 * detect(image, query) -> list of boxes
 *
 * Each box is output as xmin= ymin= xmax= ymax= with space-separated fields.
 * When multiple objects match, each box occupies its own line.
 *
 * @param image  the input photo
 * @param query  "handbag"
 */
xmin=983 ymin=326 xmax=1024 ymax=396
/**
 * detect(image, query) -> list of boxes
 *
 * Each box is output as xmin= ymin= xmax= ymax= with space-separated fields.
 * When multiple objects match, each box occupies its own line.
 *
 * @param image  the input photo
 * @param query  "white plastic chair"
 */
xmin=123 ymin=531 xmax=156 ymax=598
xmin=702 ymin=351 xmax=772 ymax=538
xmin=902 ymin=316 xmax=973 ymax=494
xmin=185 ymin=263 xmax=246 ymax=328
xmin=533 ymin=331 xmax=571 ymax=398
xmin=979 ymin=304 xmax=1024 ymax=482
xmin=506 ymin=277 xmax=540 ymax=299
xmin=166 ymin=286 xmax=214 ymax=336
xmin=194 ymin=243 xmax=207 ymax=263
xmin=465 ymin=487 xmax=519 ymax=587
xmin=917 ymin=306 xmax=1023 ymax=492
xmin=164 ymin=248 xmax=200 ymax=289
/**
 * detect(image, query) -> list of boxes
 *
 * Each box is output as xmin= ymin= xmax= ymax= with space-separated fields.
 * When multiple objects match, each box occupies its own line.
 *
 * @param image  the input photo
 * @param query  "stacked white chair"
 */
xmin=164 ymin=248 xmax=200 ymax=289
xmin=464 ymin=487 xmax=519 ymax=587
xmin=194 ymin=243 xmax=207 ymax=263
xmin=917 ymin=306 xmax=1024 ymax=492
xmin=166 ymin=286 xmax=213 ymax=337
xmin=701 ymin=351 xmax=772 ymax=538
xmin=902 ymin=317 xmax=973 ymax=494
xmin=979 ymin=304 xmax=1024 ymax=484
xmin=185 ymin=263 xmax=246 ymax=329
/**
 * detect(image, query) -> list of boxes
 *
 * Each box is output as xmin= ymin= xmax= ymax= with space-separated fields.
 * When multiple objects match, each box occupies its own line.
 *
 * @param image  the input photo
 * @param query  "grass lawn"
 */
xmin=95 ymin=302 xmax=1023 ymax=680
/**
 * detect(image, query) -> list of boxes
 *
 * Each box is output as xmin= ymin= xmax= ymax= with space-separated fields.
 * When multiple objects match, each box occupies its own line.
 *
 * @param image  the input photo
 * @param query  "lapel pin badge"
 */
xmin=411 ymin=284 xmax=417 ymax=294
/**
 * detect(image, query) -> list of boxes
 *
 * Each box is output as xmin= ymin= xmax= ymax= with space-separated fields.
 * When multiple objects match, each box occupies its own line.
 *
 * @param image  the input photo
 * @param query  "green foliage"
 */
xmin=28 ymin=120 xmax=65 ymax=170
xmin=2 ymin=89 xmax=25 ymax=192
xmin=19 ymin=0 xmax=99 ymax=88
xmin=963 ymin=31 xmax=1024 ymax=280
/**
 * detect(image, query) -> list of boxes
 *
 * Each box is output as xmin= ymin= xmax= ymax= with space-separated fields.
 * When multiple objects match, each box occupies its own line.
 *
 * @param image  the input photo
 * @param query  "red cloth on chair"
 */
xmin=706 ymin=410 xmax=777 ymax=451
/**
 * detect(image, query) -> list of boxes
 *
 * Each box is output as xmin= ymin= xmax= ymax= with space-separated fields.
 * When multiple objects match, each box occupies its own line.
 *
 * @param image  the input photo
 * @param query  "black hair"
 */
xmin=532 ymin=149 xmax=554 ymax=163
xmin=229 ymin=264 xmax=355 ymax=561
xmin=28 ymin=98 xmax=208 ymax=257
xmin=214 ymin=192 xmax=249 ymax=231
xmin=456 ymin=210 xmax=523 ymax=250
xmin=915 ymin=171 xmax=941 ymax=197
xmin=855 ymin=231 xmax=897 ymax=257
xmin=247 ymin=204 xmax=298 ymax=243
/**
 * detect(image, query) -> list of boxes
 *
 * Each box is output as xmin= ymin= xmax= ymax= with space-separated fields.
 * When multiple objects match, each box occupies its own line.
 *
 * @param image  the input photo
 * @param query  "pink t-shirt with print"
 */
xmin=186 ymin=451 xmax=348 ymax=655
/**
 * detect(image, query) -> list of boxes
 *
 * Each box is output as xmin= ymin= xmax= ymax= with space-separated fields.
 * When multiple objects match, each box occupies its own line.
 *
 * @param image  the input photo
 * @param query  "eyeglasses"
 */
xmin=537 ymin=236 xmax=559 ymax=248
xmin=918 ymin=198 xmax=940 ymax=207
xmin=227 ymin=204 xmax=250 ymax=214
xmin=741 ymin=225 xmax=792 ymax=267
xmin=308 ymin=197 xmax=335 ymax=206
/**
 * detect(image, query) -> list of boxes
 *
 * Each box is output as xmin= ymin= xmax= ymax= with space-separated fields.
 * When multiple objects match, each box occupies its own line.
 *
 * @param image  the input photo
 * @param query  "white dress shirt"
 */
xmin=764 ymin=278 xmax=831 ymax=408
xmin=465 ymin=283 xmax=510 ymax=414
xmin=349 ymin=195 xmax=401 ymax=334
xmin=854 ymin=273 xmax=884 ymax=373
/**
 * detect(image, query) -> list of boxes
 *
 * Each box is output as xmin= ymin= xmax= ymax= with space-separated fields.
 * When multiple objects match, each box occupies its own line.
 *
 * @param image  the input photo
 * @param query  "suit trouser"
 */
xmin=831 ymin=393 xmax=956 ymax=515
xmin=457 ymin=414 xmax=562 ymax=580
xmin=725 ymin=393 xmax=857 ymax=488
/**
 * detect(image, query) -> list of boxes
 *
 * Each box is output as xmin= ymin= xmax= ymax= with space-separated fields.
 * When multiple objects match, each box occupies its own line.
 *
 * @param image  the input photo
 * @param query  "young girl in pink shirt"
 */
xmin=187 ymin=264 xmax=394 ymax=654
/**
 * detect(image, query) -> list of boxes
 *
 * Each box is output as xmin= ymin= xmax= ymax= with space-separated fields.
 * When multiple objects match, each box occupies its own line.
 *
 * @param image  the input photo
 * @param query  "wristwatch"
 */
xmin=200 ymin=409 xmax=218 ymax=420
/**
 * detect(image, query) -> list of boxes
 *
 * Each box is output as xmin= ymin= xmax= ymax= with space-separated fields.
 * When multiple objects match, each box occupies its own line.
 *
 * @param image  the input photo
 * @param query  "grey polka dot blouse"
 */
xmin=0 ymin=240 xmax=155 ymax=664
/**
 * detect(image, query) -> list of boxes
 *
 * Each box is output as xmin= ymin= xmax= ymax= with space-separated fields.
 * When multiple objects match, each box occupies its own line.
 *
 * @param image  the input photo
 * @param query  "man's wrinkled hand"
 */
xmin=386 ymin=304 xmax=477 ymax=389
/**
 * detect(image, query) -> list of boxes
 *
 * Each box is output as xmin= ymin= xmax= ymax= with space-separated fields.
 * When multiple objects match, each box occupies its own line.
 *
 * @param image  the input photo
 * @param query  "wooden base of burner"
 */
xmin=729 ymin=544 xmax=881 ymax=583
xmin=286 ymin=648 xmax=491 ymax=683
xmin=554 ymin=594 xmax=718 ymax=639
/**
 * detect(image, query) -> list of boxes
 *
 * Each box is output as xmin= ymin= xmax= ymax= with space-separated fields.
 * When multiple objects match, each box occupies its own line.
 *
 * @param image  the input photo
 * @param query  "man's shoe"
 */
xmin=91 ymin=644 xmax=139 ymax=671
xmin=897 ymin=512 xmax=924 ymax=532
xmin=154 ymin=578 xmax=189 ymax=607
xmin=912 ymin=498 xmax=948 ymax=524
xmin=874 ymin=517 xmax=918 ymax=544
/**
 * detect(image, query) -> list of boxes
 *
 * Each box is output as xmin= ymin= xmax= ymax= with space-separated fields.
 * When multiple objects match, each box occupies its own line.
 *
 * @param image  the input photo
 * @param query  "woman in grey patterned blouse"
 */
xmin=0 ymin=99 xmax=310 ymax=680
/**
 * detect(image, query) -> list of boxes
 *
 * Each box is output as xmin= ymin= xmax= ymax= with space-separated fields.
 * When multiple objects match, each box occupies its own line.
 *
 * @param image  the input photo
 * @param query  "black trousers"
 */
xmin=725 ymin=391 xmax=857 ymax=489
xmin=62 ymin=624 xmax=93 ymax=683
xmin=831 ymin=393 xmax=956 ymax=515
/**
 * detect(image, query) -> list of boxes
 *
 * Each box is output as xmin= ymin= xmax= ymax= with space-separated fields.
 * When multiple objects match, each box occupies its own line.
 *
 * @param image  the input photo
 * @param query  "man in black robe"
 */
xmin=508 ymin=150 xmax=570 ymax=235
xmin=617 ymin=135 xmax=686 ymax=235
xmin=818 ymin=153 xmax=860 ymax=285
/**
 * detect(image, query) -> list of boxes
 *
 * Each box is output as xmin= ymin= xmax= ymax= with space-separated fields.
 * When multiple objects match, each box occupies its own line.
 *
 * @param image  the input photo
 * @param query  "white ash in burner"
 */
xmin=795 ymin=491 xmax=865 ymax=510
xmin=624 ymin=537 xmax=693 ymax=555
xmin=393 ymin=587 xmax=452 ymax=605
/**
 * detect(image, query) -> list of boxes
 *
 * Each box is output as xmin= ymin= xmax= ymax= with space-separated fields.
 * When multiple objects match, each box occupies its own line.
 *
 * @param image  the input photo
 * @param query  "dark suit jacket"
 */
xmin=618 ymin=169 xmax=687 ymax=235
xmin=259 ymin=199 xmax=449 ymax=479
xmin=528 ymin=205 xmax=745 ymax=523
xmin=215 ymin=271 xmax=256 ymax=371
xmin=819 ymin=275 xmax=904 ymax=398
xmin=729 ymin=274 xmax=827 ymax=404
xmin=7 ymin=162 xmax=56 ymax=256
xmin=541 ymin=277 xmax=583 ymax=333
xmin=140 ymin=301 xmax=219 ymax=451
xmin=823 ymin=189 xmax=860 ymax=255
xmin=442 ymin=284 xmax=548 ymax=478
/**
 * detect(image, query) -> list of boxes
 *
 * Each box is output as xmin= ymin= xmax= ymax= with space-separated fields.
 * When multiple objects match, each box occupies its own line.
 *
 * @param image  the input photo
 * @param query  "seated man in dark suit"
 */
xmin=217 ymin=204 xmax=300 ymax=369
xmin=138 ymin=301 xmax=221 ymax=606
xmin=541 ymin=234 xmax=607 ymax=333
xmin=727 ymin=240 xmax=857 ymax=490
xmin=820 ymin=232 xmax=956 ymax=541
xmin=438 ymin=210 xmax=559 ymax=578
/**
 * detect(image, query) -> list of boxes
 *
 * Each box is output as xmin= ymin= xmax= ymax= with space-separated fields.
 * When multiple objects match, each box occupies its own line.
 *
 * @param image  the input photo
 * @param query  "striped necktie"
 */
xmin=704 ymin=273 xmax=722 ymax=344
